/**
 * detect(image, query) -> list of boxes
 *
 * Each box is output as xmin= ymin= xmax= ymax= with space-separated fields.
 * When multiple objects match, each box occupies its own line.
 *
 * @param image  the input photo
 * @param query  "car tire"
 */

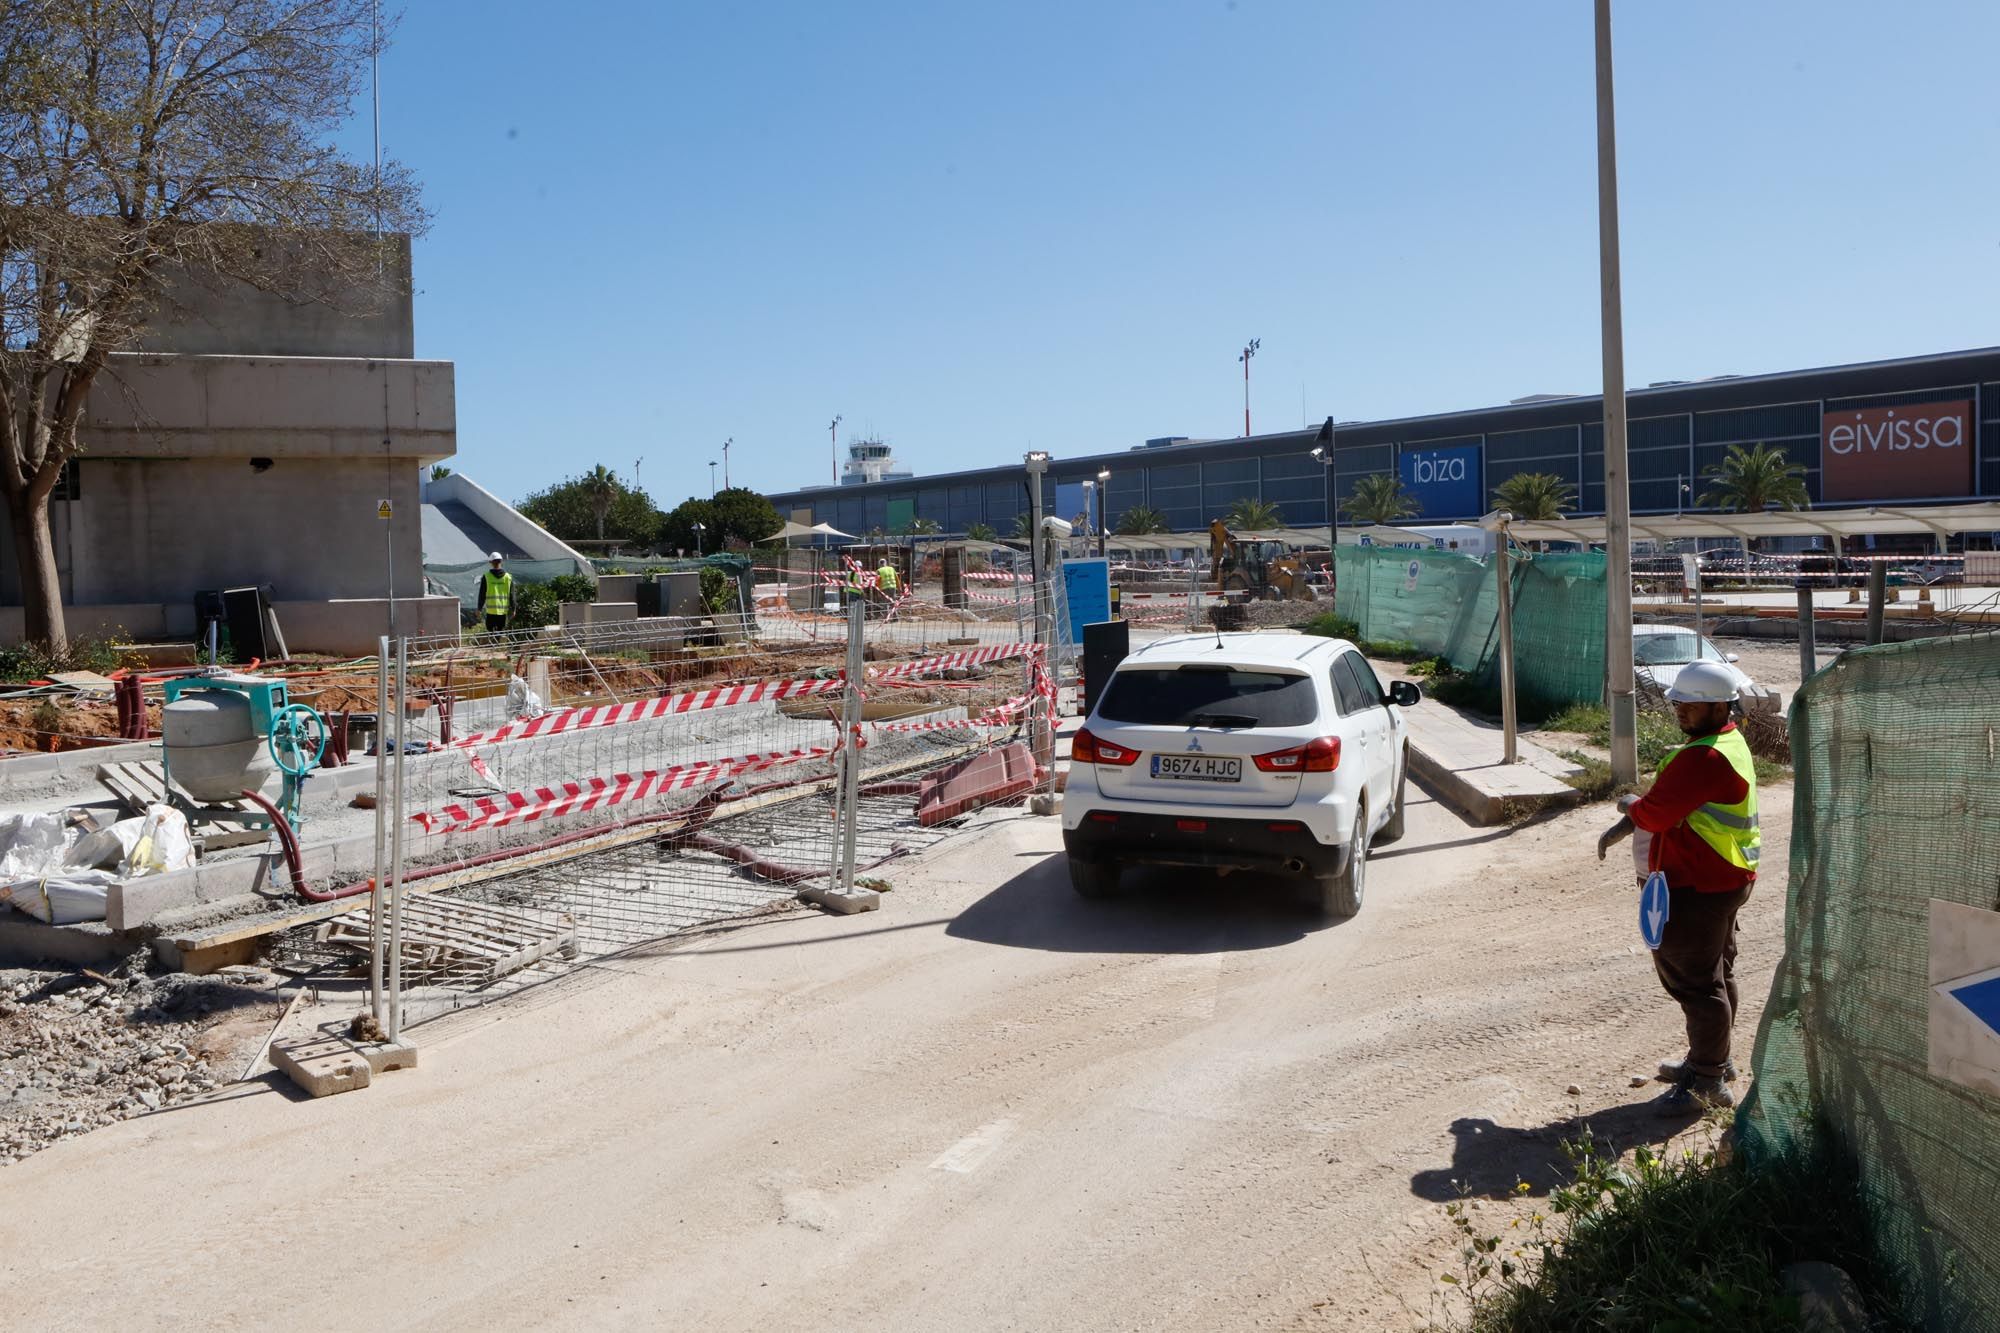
xmin=1377 ymin=750 xmax=1408 ymax=844
xmin=1068 ymin=856 xmax=1120 ymax=899
xmin=1317 ymin=809 xmax=1366 ymax=919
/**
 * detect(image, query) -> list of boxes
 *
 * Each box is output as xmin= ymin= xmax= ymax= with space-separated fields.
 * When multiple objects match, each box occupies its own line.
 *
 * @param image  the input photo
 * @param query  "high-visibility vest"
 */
xmin=1659 ymin=727 xmax=1760 ymax=871
xmin=480 ymin=570 xmax=514 ymax=617
xmin=876 ymin=564 xmax=900 ymax=592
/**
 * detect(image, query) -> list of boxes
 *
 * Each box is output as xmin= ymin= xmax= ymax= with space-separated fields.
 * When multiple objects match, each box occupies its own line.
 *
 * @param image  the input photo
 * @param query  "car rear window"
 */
xmin=1095 ymin=666 xmax=1319 ymax=727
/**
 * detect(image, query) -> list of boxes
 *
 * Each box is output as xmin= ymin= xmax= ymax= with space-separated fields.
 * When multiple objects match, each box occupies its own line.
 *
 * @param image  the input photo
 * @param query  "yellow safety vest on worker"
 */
xmin=1660 ymin=727 xmax=1761 ymax=870
xmin=876 ymin=564 xmax=900 ymax=594
xmin=480 ymin=569 xmax=514 ymax=617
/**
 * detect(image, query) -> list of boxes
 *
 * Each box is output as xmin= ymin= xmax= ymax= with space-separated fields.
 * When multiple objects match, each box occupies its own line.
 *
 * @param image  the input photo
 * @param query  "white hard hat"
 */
xmin=489 ymin=551 xmax=504 ymax=561
xmin=1666 ymin=660 xmax=1740 ymax=704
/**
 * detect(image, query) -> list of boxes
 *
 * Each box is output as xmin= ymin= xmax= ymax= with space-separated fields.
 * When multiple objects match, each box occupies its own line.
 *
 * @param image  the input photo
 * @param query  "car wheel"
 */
xmin=1377 ymin=750 xmax=1408 ymax=844
xmin=1068 ymin=856 xmax=1120 ymax=899
xmin=1317 ymin=809 xmax=1366 ymax=919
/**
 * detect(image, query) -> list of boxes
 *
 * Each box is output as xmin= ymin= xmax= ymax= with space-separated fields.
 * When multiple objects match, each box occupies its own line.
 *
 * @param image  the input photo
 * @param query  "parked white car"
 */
xmin=1060 ymin=632 xmax=1421 ymax=918
xmin=1632 ymin=625 xmax=1756 ymax=696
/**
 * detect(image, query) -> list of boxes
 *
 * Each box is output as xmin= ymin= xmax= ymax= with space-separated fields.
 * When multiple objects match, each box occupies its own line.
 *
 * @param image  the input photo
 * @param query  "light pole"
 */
xmin=690 ymin=521 xmax=706 ymax=557
xmin=1595 ymin=0 xmax=1639 ymax=786
xmin=1310 ymin=416 xmax=1336 ymax=553
xmin=722 ymin=437 xmax=732 ymax=490
xmin=1096 ymin=468 xmax=1110 ymax=558
xmin=708 ymin=460 xmax=717 ymax=497
xmin=634 ymin=457 xmax=644 ymax=493
xmin=828 ymin=416 xmax=842 ymax=485
xmin=1239 ymin=338 xmax=1261 ymax=437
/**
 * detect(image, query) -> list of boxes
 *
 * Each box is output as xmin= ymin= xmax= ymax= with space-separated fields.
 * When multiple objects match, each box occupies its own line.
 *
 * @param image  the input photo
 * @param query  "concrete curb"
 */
xmin=1403 ymin=734 xmax=1586 ymax=828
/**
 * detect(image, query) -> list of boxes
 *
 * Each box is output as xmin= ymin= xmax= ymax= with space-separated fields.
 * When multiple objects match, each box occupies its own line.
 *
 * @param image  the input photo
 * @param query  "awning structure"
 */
xmin=1502 ymin=502 xmax=2000 ymax=552
xmin=1100 ymin=524 xmax=1445 ymax=553
xmin=764 ymin=520 xmax=820 ymax=541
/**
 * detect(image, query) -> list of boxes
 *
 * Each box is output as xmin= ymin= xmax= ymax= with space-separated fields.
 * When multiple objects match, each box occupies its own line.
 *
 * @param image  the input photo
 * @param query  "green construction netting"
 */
xmin=425 ymin=558 xmax=589 ymax=611
xmin=1332 ymin=545 xmax=1607 ymax=710
xmin=1739 ymin=631 xmax=2000 ymax=1331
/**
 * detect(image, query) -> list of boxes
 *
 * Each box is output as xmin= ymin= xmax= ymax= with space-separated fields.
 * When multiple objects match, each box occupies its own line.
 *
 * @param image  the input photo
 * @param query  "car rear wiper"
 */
xmin=1189 ymin=712 xmax=1257 ymax=728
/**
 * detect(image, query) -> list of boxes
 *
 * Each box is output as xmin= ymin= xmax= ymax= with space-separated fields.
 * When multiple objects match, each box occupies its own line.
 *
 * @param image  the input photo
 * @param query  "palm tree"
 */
xmin=1341 ymin=474 xmax=1421 ymax=525
xmin=1223 ymin=496 xmax=1284 ymax=530
xmin=1010 ymin=512 xmax=1035 ymax=539
xmin=1697 ymin=443 xmax=1810 ymax=513
xmin=1114 ymin=505 xmax=1169 ymax=535
xmin=1490 ymin=471 xmax=1574 ymax=520
xmin=429 ymin=464 xmax=452 ymax=482
xmin=582 ymin=464 xmax=619 ymax=540
xmin=966 ymin=521 xmax=997 ymax=543
xmin=1697 ymin=443 xmax=1810 ymax=559
xmin=902 ymin=516 xmax=942 ymax=537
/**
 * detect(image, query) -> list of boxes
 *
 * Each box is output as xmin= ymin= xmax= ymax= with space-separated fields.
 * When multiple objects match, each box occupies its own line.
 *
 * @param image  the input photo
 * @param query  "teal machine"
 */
xmin=159 ymin=672 xmax=328 ymax=835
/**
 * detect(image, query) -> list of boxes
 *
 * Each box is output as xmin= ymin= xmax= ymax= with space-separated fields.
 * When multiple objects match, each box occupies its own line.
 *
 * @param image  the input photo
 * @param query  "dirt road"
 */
xmin=0 ymin=780 xmax=1789 ymax=1331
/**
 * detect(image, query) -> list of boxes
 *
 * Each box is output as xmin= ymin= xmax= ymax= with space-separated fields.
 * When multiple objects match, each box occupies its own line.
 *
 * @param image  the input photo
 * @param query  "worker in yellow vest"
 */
xmin=875 ymin=559 xmax=901 ymax=600
xmin=1608 ymin=660 xmax=1759 ymax=1116
xmin=479 ymin=553 xmax=514 ymax=632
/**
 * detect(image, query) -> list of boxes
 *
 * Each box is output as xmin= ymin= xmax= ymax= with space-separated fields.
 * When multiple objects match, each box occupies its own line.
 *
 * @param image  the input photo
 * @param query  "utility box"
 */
xmin=942 ymin=545 xmax=964 ymax=609
xmin=661 ymin=572 xmax=701 ymax=617
xmin=1081 ymin=618 xmax=1130 ymax=717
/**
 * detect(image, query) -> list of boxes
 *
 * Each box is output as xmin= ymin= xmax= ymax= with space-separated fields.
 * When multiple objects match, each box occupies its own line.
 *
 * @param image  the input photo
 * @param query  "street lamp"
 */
xmin=1310 ymin=416 xmax=1336 ymax=553
xmin=708 ymin=460 xmax=717 ymax=497
xmin=829 ymin=415 xmax=842 ymax=485
xmin=1095 ymin=468 xmax=1110 ymax=558
xmin=690 ymin=520 xmax=707 ymax=557
xmin=722 ymin=437 xmax=732 ymax=490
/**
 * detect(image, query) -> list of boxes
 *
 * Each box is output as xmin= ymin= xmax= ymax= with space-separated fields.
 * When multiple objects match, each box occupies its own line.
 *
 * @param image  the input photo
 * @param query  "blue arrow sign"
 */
xmin=1943 ymin=973 xmax=2000 ymax=1039
xmin=1640 ymin=871 xmax=1671 ymax=950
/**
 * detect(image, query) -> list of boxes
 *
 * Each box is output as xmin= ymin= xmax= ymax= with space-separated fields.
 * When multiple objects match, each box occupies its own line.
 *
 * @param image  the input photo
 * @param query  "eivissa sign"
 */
xmin=1821 ymin=401 xmax=1973 ymax=500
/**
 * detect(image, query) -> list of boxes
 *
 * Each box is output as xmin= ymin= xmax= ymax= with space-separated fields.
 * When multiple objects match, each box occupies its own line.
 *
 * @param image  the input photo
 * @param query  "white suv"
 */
xmin=1060 ymin=632 xmax=1420 ymax=917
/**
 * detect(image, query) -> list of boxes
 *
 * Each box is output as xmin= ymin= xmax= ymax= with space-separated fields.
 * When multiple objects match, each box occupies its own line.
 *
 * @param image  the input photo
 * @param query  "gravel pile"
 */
xmin=0 ymin=955 xmax=275 ymax=1165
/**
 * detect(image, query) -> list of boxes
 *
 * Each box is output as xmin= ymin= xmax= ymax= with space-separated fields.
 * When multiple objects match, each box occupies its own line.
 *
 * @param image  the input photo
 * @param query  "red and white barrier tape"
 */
xmin=964 ymin=571 xmax=1031 ymax=583
xmin=413 ymin=743 xmax=837 ymax=834
xmin=866 ymin=641 xmax=1042 ymax=681
xmin=867 ymin=695 xmax=1032 ymax=734
xmin=449 ymin=676 xmax=845 ymax=751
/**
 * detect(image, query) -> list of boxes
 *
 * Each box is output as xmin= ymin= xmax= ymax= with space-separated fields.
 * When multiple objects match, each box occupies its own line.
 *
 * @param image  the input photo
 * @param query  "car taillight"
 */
xmin=1253 ymin=736 xmax=1340 ymax=773
xmin=1071 ymin=727 xmax=1140 ymax=767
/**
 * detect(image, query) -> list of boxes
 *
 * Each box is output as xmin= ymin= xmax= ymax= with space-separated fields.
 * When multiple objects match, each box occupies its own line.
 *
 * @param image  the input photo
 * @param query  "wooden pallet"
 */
xmin=317 ymin=895 xmax=579 ymax=988
xmin=94 ymin=760 xmax=269 ymax=851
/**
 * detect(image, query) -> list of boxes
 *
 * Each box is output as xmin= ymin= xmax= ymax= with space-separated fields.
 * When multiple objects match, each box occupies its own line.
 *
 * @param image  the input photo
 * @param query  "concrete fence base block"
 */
xmin=799 ymin=885 xmax=882 ymax=915
xmin=349 ymin=1038 xmax=420 ymax=1076
xmin=270 ymin=1036 xmax=373 ymax=1099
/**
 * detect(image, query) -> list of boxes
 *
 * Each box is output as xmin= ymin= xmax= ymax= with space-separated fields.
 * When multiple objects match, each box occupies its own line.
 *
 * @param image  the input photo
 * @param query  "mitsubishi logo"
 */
xmin=1185 ymin=735 xmax=1203 ymax=752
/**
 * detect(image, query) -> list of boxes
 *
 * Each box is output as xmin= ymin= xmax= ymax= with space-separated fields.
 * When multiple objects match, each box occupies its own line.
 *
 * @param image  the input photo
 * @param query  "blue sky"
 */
xmin=367 ymin=1 xmax=2000 ymax=507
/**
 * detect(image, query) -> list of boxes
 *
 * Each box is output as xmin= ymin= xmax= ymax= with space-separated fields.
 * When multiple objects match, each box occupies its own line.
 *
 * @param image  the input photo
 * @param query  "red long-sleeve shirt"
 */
xmin=1627 ymin=724 xmax=1755 ymax=894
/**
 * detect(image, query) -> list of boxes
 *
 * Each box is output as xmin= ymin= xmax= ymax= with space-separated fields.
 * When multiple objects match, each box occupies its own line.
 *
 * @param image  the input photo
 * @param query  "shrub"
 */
xmin=547 ymin=573 xmax=597 ymax=605
xmin=0 ymin=634 xmax=137 ymax=683
xmin=1300 ymin=612 xmax=1362 ymax=641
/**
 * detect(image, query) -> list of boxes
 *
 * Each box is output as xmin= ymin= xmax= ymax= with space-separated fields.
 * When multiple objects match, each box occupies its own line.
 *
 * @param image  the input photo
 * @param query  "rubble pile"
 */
xmin=0 ymin=955 xmax=276 ymax=1164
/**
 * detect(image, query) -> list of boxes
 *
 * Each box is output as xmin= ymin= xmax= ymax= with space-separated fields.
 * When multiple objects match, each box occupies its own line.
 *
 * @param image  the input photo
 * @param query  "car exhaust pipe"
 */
xmin=1281 ymin=858 xmax=1307 ymax=874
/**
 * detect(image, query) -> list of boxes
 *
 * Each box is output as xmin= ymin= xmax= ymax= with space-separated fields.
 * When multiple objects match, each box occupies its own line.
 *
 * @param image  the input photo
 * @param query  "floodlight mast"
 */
xmin=829 ymin=416 xmax=842 ymax=484
xmin=1240 ymin=338 xmax=1261 ymax=437
xmin=1595 ymin=0 xmax=1639 ymax=785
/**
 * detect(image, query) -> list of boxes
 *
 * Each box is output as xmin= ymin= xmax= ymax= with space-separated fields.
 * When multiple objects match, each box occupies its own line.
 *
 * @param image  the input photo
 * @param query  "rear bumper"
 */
xmin=1063 ymin=811 xmax=1349 ymax=878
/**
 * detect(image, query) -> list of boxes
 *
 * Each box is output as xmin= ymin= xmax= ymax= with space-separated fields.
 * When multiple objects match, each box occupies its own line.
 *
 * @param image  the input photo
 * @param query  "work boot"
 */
xmin=1654 ymin=1074 xmax=1735 ymax=1118
xmin=1656 ymin=1053 xmax=1737 ymax=1084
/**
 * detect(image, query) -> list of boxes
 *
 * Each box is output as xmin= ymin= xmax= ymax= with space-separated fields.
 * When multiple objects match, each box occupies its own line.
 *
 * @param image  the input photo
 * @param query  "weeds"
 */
xmin=1300 ymin=612 xmax=1362 ymax=641
xmin=1429 ymin=1118 xmax=1910 ymax=1332
xmin=0 ymin=634 xmax=136 ymax=683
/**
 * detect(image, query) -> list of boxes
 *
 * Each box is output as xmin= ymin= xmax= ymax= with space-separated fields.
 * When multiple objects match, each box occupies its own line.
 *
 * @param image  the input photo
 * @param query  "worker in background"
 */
xmin=842 ymin=560 xmax=864 ymax=608
xmin=876 ymin=558 xmax=901 ymax=602
xmin=1605 ymin=660 xmax=1760 ymax=1116
xmin=479 ymin=553 xmax=514 ymax=633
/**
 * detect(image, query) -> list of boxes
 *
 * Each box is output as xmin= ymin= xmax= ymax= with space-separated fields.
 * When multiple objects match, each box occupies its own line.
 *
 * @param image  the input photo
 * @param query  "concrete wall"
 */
xmin=424 ymin=472 xmax=593 ymax=571
xmin=82 ymin=353 xmax=454 ymax=460
xmin=134 ymin=235 xmax=415 ymax=360
xmin=0 ymin=595 xmax=457 ymax=655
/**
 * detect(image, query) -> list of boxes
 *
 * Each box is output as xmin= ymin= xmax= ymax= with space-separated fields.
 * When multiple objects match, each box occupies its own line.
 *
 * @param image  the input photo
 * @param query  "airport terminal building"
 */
xmin=768 ymin=347 xmax=2000 ymax=549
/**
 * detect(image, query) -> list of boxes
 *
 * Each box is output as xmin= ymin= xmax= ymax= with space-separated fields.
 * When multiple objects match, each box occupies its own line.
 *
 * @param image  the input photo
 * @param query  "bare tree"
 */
xmin=0 ymin=1 xmax=427 ymax=650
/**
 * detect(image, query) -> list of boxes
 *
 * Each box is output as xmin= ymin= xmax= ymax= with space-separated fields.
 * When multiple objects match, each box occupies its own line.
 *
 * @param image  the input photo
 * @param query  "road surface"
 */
xmin=0 ymin=779 xmax=1789 ymax=1331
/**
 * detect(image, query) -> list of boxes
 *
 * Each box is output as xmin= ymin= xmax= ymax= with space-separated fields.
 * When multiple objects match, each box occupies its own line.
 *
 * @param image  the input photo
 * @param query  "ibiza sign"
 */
xmin=1399 ymin=443 xmax=1482 ymax=519
xmin=1821 ymin=400 xmax=1973 ymax=501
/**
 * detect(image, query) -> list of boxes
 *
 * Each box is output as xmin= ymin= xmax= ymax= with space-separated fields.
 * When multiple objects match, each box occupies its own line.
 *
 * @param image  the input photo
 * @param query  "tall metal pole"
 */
xmin=369 ymin=636 xmax=388 ymax=1024
xmin=1024 ymin=454 xmax=1050 ymax=770
xmin=1595 ymin=0 xmax=1639 ymax=786
xmin=386 ymin=637 xmax=408 ymax=1041
xmin=829 ymin=416 xmax=842 ymax=485
xmin=722 ymin=437 xmax=732 ymax=490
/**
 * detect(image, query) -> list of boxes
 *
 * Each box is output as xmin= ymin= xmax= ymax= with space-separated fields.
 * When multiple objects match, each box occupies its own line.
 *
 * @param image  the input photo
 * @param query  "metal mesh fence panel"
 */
xmin=1331 ymin=545 xmax=1608 ymax=710
xmin=1739 ymin=630 xmax=2000 ymax=1332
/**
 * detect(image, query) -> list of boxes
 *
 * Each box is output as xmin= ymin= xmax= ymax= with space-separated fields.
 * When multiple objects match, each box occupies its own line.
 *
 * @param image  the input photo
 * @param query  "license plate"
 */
xmin=1151 ymin=754 xmax=1242 ymax=782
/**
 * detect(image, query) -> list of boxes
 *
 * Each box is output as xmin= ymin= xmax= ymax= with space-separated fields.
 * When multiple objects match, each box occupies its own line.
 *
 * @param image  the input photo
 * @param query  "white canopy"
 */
xmin=1501 ymin=502 xmax=2000 ymax=552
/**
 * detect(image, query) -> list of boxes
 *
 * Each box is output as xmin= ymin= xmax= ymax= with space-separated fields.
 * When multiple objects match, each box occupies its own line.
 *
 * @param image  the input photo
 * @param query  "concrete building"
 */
xmin=0 ymin=236 xmax=462 ymax=652
xmin=769 ymin=346 xmax=2000 ymax=551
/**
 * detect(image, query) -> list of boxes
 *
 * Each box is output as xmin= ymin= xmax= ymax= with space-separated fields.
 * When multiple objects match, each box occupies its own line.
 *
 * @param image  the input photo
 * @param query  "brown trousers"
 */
xmin=1651 ymin=882 xmax=1752 ymax=1077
